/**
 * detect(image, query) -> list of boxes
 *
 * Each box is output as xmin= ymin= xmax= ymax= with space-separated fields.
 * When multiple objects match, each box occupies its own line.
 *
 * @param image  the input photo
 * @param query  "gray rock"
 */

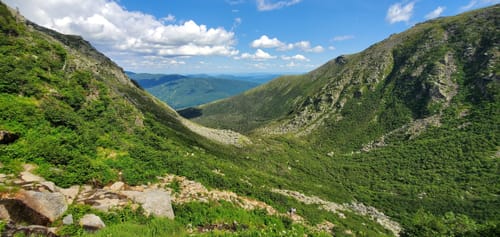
xmin=20 ymin=171 xmax=45 ymax=183
xmin=79 ymin=214 xmax=105 ymax=230
xmin=109 ymin=181 xmax=125 ymax=191
xmin=63 ymin=214 xmax=73 ymax=225
xmin=121 ymin=189 xmax=174 ymax=219
xmin=40 ymin=181 xmax=57 ymax=192
xmin=59 ymin=185 xmax=80 ymax=204
xmin=0 ymin=190 xmax=67 ymax=225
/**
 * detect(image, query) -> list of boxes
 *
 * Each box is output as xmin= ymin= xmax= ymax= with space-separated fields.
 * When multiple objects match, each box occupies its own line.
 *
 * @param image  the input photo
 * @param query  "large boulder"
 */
xmin=79 ymin=214 xmax=105 ymax=231
xmin=121 ymin=189 xmax=174 ymax=219
xmin=0 ymin=190 xmax=67 ymax=225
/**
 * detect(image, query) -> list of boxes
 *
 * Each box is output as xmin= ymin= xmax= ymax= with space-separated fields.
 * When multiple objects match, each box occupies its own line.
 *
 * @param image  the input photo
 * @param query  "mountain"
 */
xmin=1 ymin=2 xmax=499 ymax=236
xmin=127 ymin=72 xmax=261 ymax=109
xmin=0 ymin=2 xmax=397 ymax=236
xmin=182 ymin=4 xmax=500 ymax=236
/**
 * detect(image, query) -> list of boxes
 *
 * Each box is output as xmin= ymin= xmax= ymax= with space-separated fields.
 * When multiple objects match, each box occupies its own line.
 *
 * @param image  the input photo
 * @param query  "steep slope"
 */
xmin=0 ymin=3 xmax=394 ymax=236
xmin=187 ymin=5 xmax=499 ymax=138
xmin=183 ymin=5 xmax=500 ymax=236
xmin=0 ymin=3 xmax=209 ymax=186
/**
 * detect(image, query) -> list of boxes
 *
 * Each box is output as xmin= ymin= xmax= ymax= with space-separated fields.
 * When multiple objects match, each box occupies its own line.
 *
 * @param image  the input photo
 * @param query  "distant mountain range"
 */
xmin=126 ymin=72 xmax=279 ymax=109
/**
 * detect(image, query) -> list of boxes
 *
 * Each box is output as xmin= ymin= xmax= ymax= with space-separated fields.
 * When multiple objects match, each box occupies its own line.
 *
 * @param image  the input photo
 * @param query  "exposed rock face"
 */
xmin=181 ymin=118 xmax=251 ymax=147
xmin=0 ymin=190 xmax=67 ymax=225
xmin=79 ymin=214 xmax=105 ymax=230
xmin=0 ymin=130 xmax=19 ymax=144
xmin=272 ymin=188 xmax=402 ymax=236
xmin=121 ymin=189 xmax=174 ymax=219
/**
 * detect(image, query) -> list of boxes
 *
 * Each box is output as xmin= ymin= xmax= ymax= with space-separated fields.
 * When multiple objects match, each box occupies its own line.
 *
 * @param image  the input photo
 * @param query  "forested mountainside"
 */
xmin=0 ymin=2 xmax=391 ymax=236
xmin=182 ymin=4 xmax=500 ymax=236
xmin=0 ymin=1 xmax=499 ymax=236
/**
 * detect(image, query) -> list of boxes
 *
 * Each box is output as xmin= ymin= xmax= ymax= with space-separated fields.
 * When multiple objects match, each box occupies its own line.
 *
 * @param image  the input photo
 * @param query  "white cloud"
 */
xmin=328 ymin=46 xmax=336 ymax=50
xmin=251 ymin=35 xmax=324 ymax=53
xmin=281 ymin=54 xmax=309 ymax=61
xmin=332 ymin=35 xmax=355 ymax=41
xmin=4 ymin=0 xmax=238 ymax=59
xmin=460 ymin=0 xmax=478 ymax=10
xmin=232 ymin=17 xmax=242 ymax=30
xmin=251 ymin=35 xmax=285 ymax=48
xmin=256 ymin=0 xmax=302 ymax=11
xmin=162 ymin=14 xmax=176 ymax=23
xmin=292 ymin=41 xmax=324 ymax=53
xmin=386 ymin=2 xmax=415 ymax=24
xmin=460 ymin=0 xmax=499 ymax=11
xmin=425 ymin=6 xmax=445 ymax=19
xmin=239 ymin=49 xmax=277 ymax=60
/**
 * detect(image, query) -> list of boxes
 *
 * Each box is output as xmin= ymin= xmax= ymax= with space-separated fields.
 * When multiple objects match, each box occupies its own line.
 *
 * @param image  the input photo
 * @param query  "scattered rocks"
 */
xmin=79 ymin=214 xmax=105 ymax=231
xmin=272 ymin=188 xmax=402 ymax=236
xmin=0 ymin=130 xmax=19 ymax=144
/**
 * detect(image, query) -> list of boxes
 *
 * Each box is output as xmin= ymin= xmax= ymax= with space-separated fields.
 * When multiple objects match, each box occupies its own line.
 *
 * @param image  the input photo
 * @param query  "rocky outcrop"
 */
xmin=272 ymin=188 xmax=402 ymax=236
xmin=79 ymin=214 xmax=105 ymax=231
xmin=0 ymin=190 xmax=67 ymax=225
xmin=0 ymin=130 xmax=19 ymax=144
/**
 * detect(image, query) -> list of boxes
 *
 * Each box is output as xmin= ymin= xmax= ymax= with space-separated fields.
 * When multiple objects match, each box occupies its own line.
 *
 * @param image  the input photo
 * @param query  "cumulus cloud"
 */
xmin=281 ymin=54 xmax=309 ymax=61
xmin=291 ymin=41 xmax=324 ymax=53
xmin=4 ymin=0 xmax=238 ymax=58
xmin=251 ymin=35 xmax=324 ymax=53
xmin=332 ymin=35 xmax=355 ymax=41
xmin=425 ymin=6 xmax=445 ymax=19
xmin=256 ymin=0 xmax=302 ymax=11
xmin=386 ymin=2 xmax=415 ymax=24
xmin=239 ymin=49 xmax=277 ymax=60
xmin=251 ymin=35 xmax=285 ymax=48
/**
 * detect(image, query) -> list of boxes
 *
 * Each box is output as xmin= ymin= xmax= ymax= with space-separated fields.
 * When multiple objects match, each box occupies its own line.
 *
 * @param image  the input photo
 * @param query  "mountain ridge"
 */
xmin=1 ymin=2 xmax=499 ymax=236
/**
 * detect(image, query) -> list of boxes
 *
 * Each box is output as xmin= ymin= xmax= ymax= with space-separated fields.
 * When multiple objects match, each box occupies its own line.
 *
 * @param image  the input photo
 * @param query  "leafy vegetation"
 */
xmin=0 ymin=2 xmax=499 ymax=237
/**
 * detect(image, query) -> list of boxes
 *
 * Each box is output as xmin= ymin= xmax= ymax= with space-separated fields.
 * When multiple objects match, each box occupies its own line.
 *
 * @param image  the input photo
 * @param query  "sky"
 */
xmin=4 ymin=0 xmax=499 ymax=74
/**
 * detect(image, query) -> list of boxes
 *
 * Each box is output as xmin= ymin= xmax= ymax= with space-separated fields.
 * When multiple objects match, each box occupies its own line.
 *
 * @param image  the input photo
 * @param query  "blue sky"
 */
xmin=4 ymin=0 xmax=499 ymax=74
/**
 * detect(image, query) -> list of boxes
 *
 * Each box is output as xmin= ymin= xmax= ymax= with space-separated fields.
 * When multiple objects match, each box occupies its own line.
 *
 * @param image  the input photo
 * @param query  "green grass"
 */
xmin=0 ymin=3 xmax=499 ymax=237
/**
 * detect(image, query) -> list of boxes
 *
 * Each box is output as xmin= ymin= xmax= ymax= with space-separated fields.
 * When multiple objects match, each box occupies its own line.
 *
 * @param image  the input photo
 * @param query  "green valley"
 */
xmin=126 ymin=72 xmax=271 ymax=110
xmin=0 ymin=1 xmax=499 ymax=237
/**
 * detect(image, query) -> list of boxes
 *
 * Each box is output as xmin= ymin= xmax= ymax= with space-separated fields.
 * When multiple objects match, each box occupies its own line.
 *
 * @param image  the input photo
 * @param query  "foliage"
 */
xmin=0 ymin=2 xmax=498 ymax=237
